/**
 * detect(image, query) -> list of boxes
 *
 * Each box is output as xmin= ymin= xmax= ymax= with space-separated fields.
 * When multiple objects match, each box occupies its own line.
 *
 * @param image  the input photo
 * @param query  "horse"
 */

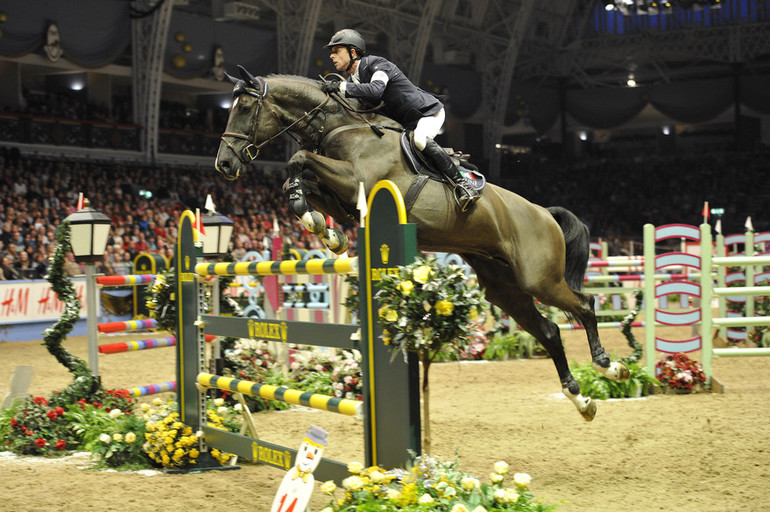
xmin=214 ymin=67 xmax=630 ymax=422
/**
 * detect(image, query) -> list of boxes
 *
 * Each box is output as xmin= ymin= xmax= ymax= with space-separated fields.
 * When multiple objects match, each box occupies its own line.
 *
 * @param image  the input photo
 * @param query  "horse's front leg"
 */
xmin=284 ymin=151 xmax=356 ymax=255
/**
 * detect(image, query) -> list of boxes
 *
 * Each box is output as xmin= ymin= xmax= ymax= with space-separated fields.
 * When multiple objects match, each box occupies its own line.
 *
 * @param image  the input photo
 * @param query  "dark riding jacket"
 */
xmin=343 ymin=55 xmax=442 ymax=129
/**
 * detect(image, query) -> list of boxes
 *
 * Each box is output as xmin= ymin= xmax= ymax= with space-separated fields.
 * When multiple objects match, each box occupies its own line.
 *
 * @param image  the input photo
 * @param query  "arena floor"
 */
xmin=1 ymin=326 xmax=768 ymax=512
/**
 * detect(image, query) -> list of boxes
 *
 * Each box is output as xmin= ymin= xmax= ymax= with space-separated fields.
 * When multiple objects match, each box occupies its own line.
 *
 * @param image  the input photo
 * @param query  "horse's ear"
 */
xmin=225 ymin=72 xmax=239 ymax=85
xmin=237 ymin=65 xmax=258 ymax=86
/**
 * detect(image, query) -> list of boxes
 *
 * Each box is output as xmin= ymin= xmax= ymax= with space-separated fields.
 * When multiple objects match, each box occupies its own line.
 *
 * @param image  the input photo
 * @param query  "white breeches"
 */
xmin=413 ymin=108 xmax=446 ymax=151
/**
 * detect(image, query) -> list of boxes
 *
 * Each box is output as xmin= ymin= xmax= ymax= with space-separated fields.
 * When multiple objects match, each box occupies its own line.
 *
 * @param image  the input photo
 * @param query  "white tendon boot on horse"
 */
xmin=322 ymin=227 xmax=348 ymax=255
xmin=301 ymin=211 xmax=327 ymax=236
xmin=563 ymin=387 xmax=597 ymax=422
xmin=592 ymin=361 xmax=631 ymax=381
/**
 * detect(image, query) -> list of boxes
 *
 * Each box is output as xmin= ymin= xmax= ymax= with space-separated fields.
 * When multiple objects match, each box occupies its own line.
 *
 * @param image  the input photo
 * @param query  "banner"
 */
xmin=0 ymin=279 xmax=87 ymax=324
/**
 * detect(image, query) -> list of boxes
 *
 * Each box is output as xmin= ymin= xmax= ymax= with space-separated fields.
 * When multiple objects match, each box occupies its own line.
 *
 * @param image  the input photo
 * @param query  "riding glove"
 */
xmin=320 ymin=81 xmax=341 ymax=94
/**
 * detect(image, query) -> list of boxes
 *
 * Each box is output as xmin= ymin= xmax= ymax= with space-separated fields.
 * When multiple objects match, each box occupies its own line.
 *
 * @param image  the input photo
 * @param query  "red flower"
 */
xmin=34 ymin=438 xmax=46 ymax=448
xmin=55 ymin=440 xmax=67 ymax=450
xmin=10 ymin=418 xmax=17 ymax=428
xmin=93 ymin=402 xmax=103 ymax=409
xmin=33 ymin=396 xmax=49 ymax=406
xmin=47 ymin=410 xmax=58 ymax=420
xmin=55 ymin=407 xmax=64 ymax=416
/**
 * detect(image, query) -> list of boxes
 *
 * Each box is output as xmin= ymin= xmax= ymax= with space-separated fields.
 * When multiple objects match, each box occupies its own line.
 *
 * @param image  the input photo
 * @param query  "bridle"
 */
xmin=220 ymin=77 xmax=331 ymax=165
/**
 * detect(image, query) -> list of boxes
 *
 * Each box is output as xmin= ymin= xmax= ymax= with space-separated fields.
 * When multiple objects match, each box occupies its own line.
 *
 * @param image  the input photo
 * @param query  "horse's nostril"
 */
xmin=219 ymin=160 xmax=230 ymax=171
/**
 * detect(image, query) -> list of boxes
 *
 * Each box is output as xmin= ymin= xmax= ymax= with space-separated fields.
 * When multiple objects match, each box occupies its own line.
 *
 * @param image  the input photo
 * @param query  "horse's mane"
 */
xmin=264 ymin=73 xmax=397 ymax=127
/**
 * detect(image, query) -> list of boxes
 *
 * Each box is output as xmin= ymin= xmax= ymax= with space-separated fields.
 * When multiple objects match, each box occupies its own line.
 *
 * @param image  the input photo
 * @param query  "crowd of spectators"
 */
xmin=0 ymin=142 xmax=767 ymax=281
xmin=0 ymin=147 xmax=358 ymax=281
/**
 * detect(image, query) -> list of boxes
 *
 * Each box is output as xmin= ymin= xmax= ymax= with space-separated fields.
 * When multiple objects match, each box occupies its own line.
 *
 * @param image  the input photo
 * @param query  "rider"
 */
xmin=321 ymin=29 xmax=480 ymax=211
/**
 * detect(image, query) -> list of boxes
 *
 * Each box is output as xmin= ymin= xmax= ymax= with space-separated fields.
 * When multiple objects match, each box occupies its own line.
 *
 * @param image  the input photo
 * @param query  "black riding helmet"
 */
xmin=324 ymin=29 xmax=366 ymax=72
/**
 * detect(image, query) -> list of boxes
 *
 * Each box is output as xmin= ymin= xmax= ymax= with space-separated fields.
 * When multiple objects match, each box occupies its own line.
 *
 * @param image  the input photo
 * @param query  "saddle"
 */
xmin=399 ymin=131 xmax=486 ymax=191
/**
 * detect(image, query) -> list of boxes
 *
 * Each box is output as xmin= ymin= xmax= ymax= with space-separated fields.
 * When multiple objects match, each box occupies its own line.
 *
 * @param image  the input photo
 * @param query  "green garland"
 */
xmin=41 ymin=222 xmax=101 ymax=406
xmin=620 ymin=289 xmax=644 ymax=365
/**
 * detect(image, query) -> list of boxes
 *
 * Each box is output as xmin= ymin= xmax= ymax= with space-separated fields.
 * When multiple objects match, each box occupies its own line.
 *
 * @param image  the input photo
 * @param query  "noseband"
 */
xmin=220 ymin=78 xmax=331 ymax=166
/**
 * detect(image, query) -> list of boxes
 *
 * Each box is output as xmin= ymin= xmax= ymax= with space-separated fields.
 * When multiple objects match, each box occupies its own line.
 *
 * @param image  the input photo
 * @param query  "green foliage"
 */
xmin=483 ymin=331 xmax=538 ymax=361
xmin=42 ymin=221 xmax=100 ymax=404
xmin=321 ymin=455 xmax=555 ymax=512
xmin=571 ymin=362 xmax=659 ymax=400
xmin=66 ymin=405 xmax=150 ymax=469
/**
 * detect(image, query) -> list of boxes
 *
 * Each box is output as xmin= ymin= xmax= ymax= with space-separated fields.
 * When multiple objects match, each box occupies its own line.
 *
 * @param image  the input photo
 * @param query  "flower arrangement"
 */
xmin=2 ymin=396 xmax=73 ymax=455
xmin=142 ymin=399 xmax=233 ymax=469
xmin=80 ymin=408 xmax=149 ymax=469
xmin=330 ymin=350 xmax=363 ymax=400
xmin=655 ymin=353 xmax=706 ymax=393
xmin=226 ymin=338 xmax=278 ymax=381
xmin=319 ymin=455 xmax=554 ymax=511
xmin=375 ymin=256 xmax=487 ymax=360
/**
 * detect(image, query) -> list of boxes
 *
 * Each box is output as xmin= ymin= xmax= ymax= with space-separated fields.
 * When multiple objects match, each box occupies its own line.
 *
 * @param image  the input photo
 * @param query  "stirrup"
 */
xmin=453 ymin=182 xmax=479 ymax=213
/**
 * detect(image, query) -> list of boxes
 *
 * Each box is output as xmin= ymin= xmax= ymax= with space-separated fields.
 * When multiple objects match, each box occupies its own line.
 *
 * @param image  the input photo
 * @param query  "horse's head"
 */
xmin=214 ymin=65 xmax=275 ymax=180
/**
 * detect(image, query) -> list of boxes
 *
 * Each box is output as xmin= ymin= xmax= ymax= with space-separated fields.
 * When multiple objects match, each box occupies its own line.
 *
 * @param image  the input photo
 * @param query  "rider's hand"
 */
xmin=320 ymin=81 xmax=341 ymax=94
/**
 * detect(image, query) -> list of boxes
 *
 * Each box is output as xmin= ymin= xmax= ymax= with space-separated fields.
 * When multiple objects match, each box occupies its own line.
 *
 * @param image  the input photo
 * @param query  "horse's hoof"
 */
xmin=301 ymin=211 xmax=327 ymax=235
xmin=322 ymin=228 xmax=348 ymax=255
xmin=594 ymin=361 xmax=630 ymax=381
xmin=579 ymin=399 xmax=597 ymax=422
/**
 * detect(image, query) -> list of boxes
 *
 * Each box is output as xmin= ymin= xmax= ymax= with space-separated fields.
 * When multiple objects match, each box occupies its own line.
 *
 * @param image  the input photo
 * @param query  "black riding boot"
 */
xmin=421 ymin=139 xmax=480 ymax=212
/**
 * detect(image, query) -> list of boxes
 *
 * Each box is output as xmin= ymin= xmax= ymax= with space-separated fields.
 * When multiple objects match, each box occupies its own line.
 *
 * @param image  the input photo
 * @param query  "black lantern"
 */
xmin=64 ymin=205 xmax=112 ymax=263
xmin=201 ymin=212 xmax=234 ymax=258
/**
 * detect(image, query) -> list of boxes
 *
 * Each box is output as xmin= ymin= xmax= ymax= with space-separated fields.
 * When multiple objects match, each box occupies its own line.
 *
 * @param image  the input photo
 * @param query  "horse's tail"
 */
xmin=547 ymin=206 xmax=589 ymax=292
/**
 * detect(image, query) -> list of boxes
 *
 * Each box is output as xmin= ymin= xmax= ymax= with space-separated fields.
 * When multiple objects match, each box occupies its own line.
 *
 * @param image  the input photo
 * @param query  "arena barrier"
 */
xmin=643 ymin=224 xmax=770 ymax=387
xmin=175 ymin=180 xmax=421 ymax=482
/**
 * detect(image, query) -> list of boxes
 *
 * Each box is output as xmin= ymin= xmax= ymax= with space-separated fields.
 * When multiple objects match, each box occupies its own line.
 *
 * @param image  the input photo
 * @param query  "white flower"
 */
xmin=140 ymin=403 xmax=151 ymax=412
xmin=213 ymin=398 xmax=225 ymax=407
xmin=152 ymin=398 xmax=163 ymax=406
xmin=461 ymin=477 xmax=479 ymax=491
xmin=217 ymin=406 xmax=229 ymax=415
xmin=109 ymin=408 xmax=123 ymax=419
xmin=471 ymin=506 xmax=488 ymax=512
xmin=451 ymin=505 xmax=469 ymax=512
xmin=490 ymin=473 xmax=504 ymax=484
xmin=320 ymin=508 xmax=334 ymax=512
xmin=233 ymin=403 xmax=242 ymax=411
xmin=493 ymin=460 xmax=509 ymax=475
xmin=418 ymin=493 xmax=434 ymax=505
xmin=443 ymin=486 xmax=457 ymax=497
xmin=99 ymin=433 xmax=112 ymax=444
xmin=513 ymin=472 xmax=531 ymax=489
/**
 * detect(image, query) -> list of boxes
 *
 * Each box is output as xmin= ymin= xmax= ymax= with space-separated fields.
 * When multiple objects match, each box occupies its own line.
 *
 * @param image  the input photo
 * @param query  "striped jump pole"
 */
xmin=99 ymin=336 xmax=175 ymax=354
xmin=195 ymin=257 xmax=358 ymax=277
xmin=124 ymin=381 xmax=177 ymax=397
xmin=96 ymin=274 xmax=156 ymax=287
xmin=197 ymin=373 xmax=363 ymax=417
xmin=98 ymin=334 xmax=216 ymax=354
xmin=98 ymin=318 xmax=157 ymax=334
xmin=558 ymin=321 xmax=644 ymax=331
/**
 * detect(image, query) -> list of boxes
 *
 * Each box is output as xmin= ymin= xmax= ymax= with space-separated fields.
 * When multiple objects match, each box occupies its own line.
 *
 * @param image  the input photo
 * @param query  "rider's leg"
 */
xmin=414 ymin=110 xmax=479 ymax=212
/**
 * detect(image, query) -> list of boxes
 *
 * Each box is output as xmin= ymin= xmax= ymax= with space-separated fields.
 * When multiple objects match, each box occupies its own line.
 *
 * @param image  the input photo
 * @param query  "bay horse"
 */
xmin=214 ymin=67 xmax=630 ymax=421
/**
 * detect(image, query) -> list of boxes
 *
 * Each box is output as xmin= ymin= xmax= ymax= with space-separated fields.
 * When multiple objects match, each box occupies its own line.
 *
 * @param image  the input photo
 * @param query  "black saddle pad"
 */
xmin=399 ymin=131 xmax=486 ymax=191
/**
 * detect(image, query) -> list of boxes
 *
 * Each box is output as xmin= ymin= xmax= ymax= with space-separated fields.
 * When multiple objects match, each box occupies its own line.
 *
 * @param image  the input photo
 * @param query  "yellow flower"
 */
xmin=320 ymin=480 xmax=337 ymax=495
xmin=125 ymin=432 xmax=136 ymax=444
xmin=342 ymin=476 xmax=365 ymax=491
xmin=418 ymin=493 xmax=434 ymax=505
xmin=494 ymin=461 xmax=509 ymax=475
xmin=146 ymin=421 xmax=156 ymax=432
xmin=112 ymin=433 xmax=123 ymax=443
xmin=513 ymin=472 xmax=531 ymax=489
xmin=397 ymin=280 xmax=414 ymax=295
xmin=172 ymin=422 xmax=183 ymax=430
xmin=347 ymin=461 xmax=364 ymax=474
xmin=189 ymin=448 xmax=200 ymax=458
xmin=435 ymin=299 xmax=454 ymax=316
xmin=461 ymin=477 xmax=479 ymax=491
xmin=413 ymin=265 xmax=432 ymax=284
xmin=378 ymin=306 xmax=398 ymax=323
xmin=213 ymin=398 xmax=225 ymax=407
xmin=469 ymin=307 xmax=478 ymax=320
xmin=451 ymin=505 xmax=470 ymax=512
xmin=490 ymin=473 xmax=504 ymax=484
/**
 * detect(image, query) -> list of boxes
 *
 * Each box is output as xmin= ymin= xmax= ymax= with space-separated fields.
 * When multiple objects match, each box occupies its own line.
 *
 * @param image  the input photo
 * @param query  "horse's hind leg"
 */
xmin=543 ymin=283 xmax=630 ymax=382
xmin=465 ymin=255 xmax=597 ymax=421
